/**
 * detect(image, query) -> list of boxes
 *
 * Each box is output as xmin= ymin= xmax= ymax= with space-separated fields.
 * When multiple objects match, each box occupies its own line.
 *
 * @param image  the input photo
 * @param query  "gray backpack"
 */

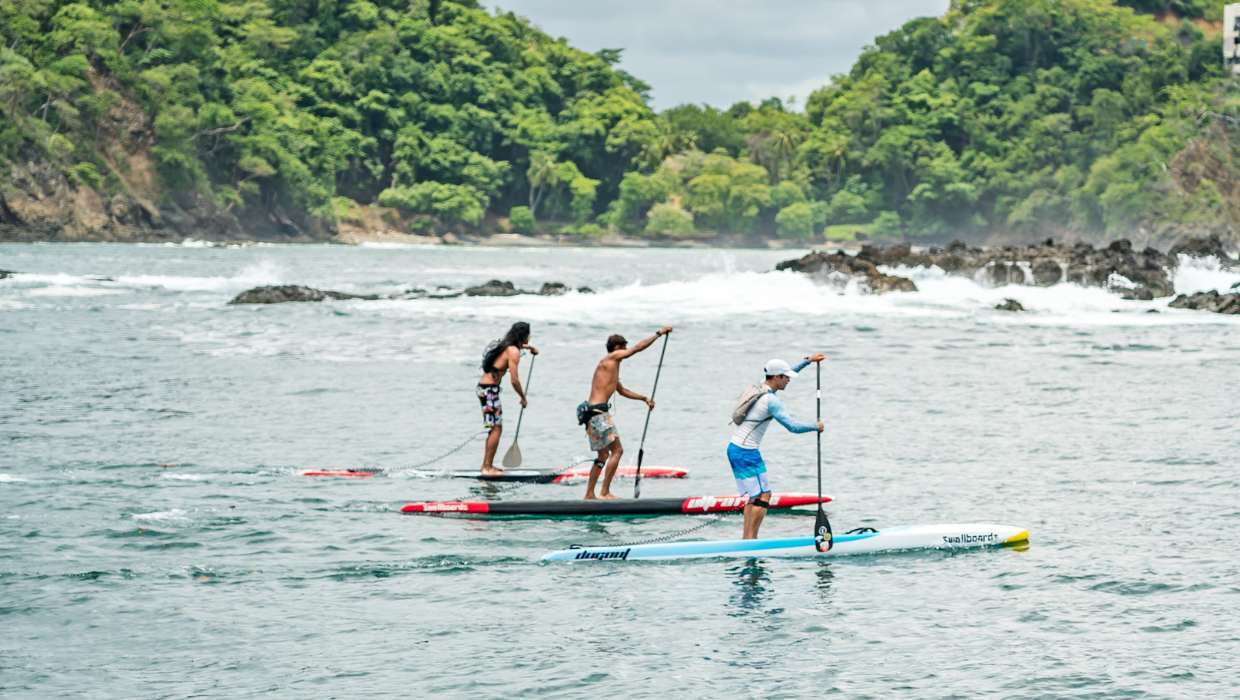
xmin=731 ymin=385 xmax=769 ymax=425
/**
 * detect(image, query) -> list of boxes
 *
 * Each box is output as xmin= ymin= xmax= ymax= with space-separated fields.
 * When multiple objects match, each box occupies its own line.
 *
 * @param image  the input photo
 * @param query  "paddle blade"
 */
xmin=814 ymin=507 xmax=833 ymax=552
xmin=633 ymin=448 xmax=645 ymax=499
xmin=501 ymin=441 xmax=522 ymax=468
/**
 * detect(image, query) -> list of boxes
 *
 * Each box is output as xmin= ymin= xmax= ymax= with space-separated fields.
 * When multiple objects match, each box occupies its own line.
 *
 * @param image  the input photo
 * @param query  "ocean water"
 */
xmin=2 ymin=241 xmax=1239 ymax=698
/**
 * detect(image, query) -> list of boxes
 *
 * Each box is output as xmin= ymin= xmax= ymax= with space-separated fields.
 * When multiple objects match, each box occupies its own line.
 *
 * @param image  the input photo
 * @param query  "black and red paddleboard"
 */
xmin=302 ymin=466 xmax=688 ymax=483
xmin=400 ymin=493 xmax=831 ymax=516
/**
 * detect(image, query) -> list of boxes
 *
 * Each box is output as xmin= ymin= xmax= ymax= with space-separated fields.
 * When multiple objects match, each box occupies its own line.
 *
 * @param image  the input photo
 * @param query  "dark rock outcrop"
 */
xmin=1169 ymin=235 xmax=1235 ymax=264
xmin=1119 ymin=287 xmax=1155 ymax=301
xmin=229 ymin=285 xmax=379 ymax=304
xmin=465 ymin=279 xmax=521 ymax=296
xmin=1168 ymin=291 xmax=1240 ymax=314
xmin=773 ymin=250 xmax=917 ymax=294
xmin=234 ymin=279 xmax=589 ymax=304
xmin=466 ymin=279 xmax=587 ymax=297
xmin=404 ymin=286 xmax=463 ymax=299
xmin=776 ymin=238 xmax=1176 ymax=298
xmin=995 ymin=298 xmax=1025 ymax=312
xmin=1031 ymin=259 xmax=1063 ymax=286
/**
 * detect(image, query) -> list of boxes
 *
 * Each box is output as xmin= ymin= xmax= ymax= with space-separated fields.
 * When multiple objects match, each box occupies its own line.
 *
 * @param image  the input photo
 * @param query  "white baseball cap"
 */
xmin=763 ymin=358 xmax=797 ymax=378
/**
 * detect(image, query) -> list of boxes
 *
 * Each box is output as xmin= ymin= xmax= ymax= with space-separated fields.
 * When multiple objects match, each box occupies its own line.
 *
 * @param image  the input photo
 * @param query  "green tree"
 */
xmin=775 ymin=201 xmax=821 ymax=239
xmin=644 ymin=201 xmax=695 ymax=237
xmin=509 ymin=205 xmax=535 ymax=233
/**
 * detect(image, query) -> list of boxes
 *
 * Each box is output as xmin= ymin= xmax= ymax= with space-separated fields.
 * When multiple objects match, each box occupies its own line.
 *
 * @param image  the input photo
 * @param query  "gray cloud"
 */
xmin=489 ymin=0 xmax=950 ymax=110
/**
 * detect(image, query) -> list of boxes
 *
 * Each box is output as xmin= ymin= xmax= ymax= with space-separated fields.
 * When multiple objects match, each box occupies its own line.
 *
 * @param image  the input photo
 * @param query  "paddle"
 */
xmin=813 ymin=359 xmax=833 ymax=552
xmin=633 ymin=332 xmax=669 ymax=499
xmin=501 ymin=353 xmax=535 ymax=468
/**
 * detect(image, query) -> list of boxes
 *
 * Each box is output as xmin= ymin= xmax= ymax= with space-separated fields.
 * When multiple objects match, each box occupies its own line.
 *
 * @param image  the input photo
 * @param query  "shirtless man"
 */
xmin=477 ymin=322 xmax=538 ymax=476
xmin=577 ymin=326 xmax=673 ymax=499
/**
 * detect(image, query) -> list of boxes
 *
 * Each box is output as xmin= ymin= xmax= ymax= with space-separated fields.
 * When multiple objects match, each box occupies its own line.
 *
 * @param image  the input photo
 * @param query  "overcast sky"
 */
xmin=489 ymin=1 xmax=950 ymax=110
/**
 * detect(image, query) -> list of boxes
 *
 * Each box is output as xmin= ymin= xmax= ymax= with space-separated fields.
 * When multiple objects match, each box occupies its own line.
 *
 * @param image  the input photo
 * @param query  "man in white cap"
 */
xmin=728 ymin=353 xmax=825 ymax=539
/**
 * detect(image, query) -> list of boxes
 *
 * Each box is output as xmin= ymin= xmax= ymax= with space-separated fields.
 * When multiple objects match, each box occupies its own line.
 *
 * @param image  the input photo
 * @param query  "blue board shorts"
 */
xmin=727 ymin=443 xmax=770 ymax=498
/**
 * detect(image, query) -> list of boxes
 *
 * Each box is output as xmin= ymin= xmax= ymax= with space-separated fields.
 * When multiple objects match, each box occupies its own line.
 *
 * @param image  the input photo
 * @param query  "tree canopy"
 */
xmin=0 ymin=0 xmax=1235 ymax=242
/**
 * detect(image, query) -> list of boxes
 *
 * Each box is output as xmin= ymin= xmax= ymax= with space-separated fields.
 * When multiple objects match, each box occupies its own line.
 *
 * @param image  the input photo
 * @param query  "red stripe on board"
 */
xmin=302 ymin=469 xmax=379 ymax=478
xmin=400 ymin=501 xmax=491 ymax=514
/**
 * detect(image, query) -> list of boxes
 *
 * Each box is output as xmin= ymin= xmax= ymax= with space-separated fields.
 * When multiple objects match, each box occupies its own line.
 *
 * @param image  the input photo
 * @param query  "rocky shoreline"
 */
xmin=1168 ymin=286 xmax=1240 ymax=314
xmin=228 ymin=279 xmax=593 ymax=305
xmin=774 ymin=236 xmax=1237 ymax=305
xmin=138 ymin=235 xmax=1240 ymax=316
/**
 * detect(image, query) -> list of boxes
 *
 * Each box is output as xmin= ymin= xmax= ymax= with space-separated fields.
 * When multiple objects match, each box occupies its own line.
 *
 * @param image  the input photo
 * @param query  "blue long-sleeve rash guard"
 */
xmin=729 ymin=359 xmax=816 ymax=449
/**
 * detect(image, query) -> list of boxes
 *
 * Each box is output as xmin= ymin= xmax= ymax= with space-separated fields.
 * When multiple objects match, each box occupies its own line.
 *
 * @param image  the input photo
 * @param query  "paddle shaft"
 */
xmin=816 ymin=361 xmax=821 ymax=497
xmin=634 ymin=333 xmax=669 ymax=496
xmin=501 ymin=353 xmax=535 ymax=468
xmin=814 ymin=360 xmax=833 ymax=551
xmin=511 ymin=353 xmax=535 ymax=438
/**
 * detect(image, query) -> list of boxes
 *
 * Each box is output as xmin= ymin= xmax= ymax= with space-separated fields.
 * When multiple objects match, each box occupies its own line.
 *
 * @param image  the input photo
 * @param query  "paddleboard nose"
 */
xmin=1003 ymin=529 xmax=1030 ymax=545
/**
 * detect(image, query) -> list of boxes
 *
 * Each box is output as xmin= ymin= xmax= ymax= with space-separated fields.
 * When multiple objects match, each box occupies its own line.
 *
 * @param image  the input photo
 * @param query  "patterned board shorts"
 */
xmin=477 ymin=384 xmax=502 ymax=428
xmin=586 ymin=412 xmax=618 ymax=452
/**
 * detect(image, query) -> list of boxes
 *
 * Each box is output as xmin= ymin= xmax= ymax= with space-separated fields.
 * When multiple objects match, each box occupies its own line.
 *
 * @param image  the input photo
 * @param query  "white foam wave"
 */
xmin=5 ymin=261 xmax=284 ymax=296
xmin=0 ymin=474 xmax=29 ymax=483
xmin=151 ymin=238 xmax=265 ymax=248
xmin=4 ymin=272 xmax=116 ymax=288
xmin=159 ymin=473 xmax=210 ymax=481
xmin=1174 ymin=255 xmax=1240 ymax=295
xmin=132 ymin=508 xmax=190 ymax=523
xmin=116 ymin=303 xmax=166 ymax=311
xmin=115 ymin=260 xmax=284 ymax=292
xmin=27 ymin=286 xmax=124 ymax=297
xmin=168 ymin=262 xmax=1240 ymax=361
xmin=366 ymin=266 xmax=1240 ymax=328
xmin=359 ymin=241 xmax=442 ymax=250
xmin=374 ymin=270 xmax=948 ymax=322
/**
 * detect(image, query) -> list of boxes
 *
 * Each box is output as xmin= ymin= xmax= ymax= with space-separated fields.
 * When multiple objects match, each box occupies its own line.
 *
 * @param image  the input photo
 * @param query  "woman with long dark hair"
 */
xmin=477 ymin=322 xmax=537 ymax=475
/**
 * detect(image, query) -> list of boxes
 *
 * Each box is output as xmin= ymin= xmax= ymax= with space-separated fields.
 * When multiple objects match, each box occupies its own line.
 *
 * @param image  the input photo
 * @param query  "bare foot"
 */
xmin=584 ymin=493 xmax=597 ymax=500
xmin=598 ymin=492 xmax=620 ymax=500
xmin=481 ymin=466 xmax=505 ymax=476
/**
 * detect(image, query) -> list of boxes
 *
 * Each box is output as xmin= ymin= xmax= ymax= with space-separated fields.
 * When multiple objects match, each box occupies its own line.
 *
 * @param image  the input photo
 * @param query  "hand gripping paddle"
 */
xmin=813 ymin=360 xmax=833 ymax=552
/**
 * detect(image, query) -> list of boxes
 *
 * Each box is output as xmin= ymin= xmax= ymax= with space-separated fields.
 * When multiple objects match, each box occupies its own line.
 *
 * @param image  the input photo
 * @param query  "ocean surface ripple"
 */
xmin=2 ymin=242 xmax=1238 ymax=697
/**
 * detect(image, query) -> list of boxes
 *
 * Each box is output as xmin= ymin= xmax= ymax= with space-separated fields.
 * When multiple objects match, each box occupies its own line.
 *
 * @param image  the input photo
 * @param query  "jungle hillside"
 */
xmin=1 ymin=0 xmax=1237 ymax=244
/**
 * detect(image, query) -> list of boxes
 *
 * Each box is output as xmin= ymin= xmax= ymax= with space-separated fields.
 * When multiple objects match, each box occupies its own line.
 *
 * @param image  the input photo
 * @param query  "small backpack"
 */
xmin=731 ymin=385 xmax=769 ymax=425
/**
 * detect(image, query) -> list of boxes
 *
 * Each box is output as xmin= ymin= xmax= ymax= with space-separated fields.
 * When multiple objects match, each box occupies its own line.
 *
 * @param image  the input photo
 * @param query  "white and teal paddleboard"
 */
xmin=541 ymin=523 xmax=1029 ymax=562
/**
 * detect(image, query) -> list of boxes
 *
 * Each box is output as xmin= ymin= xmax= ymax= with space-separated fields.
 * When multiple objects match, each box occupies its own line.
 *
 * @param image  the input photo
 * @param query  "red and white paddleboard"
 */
xmin=300 ymin=468 xmax=376 ymax=475
xmin=400 ymin=493 xmax=831 ymax=516
xmin=548 ymin=466 xmax=687 ymax=483
xmin=302 ymin=466 xmax=689 ymax=482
